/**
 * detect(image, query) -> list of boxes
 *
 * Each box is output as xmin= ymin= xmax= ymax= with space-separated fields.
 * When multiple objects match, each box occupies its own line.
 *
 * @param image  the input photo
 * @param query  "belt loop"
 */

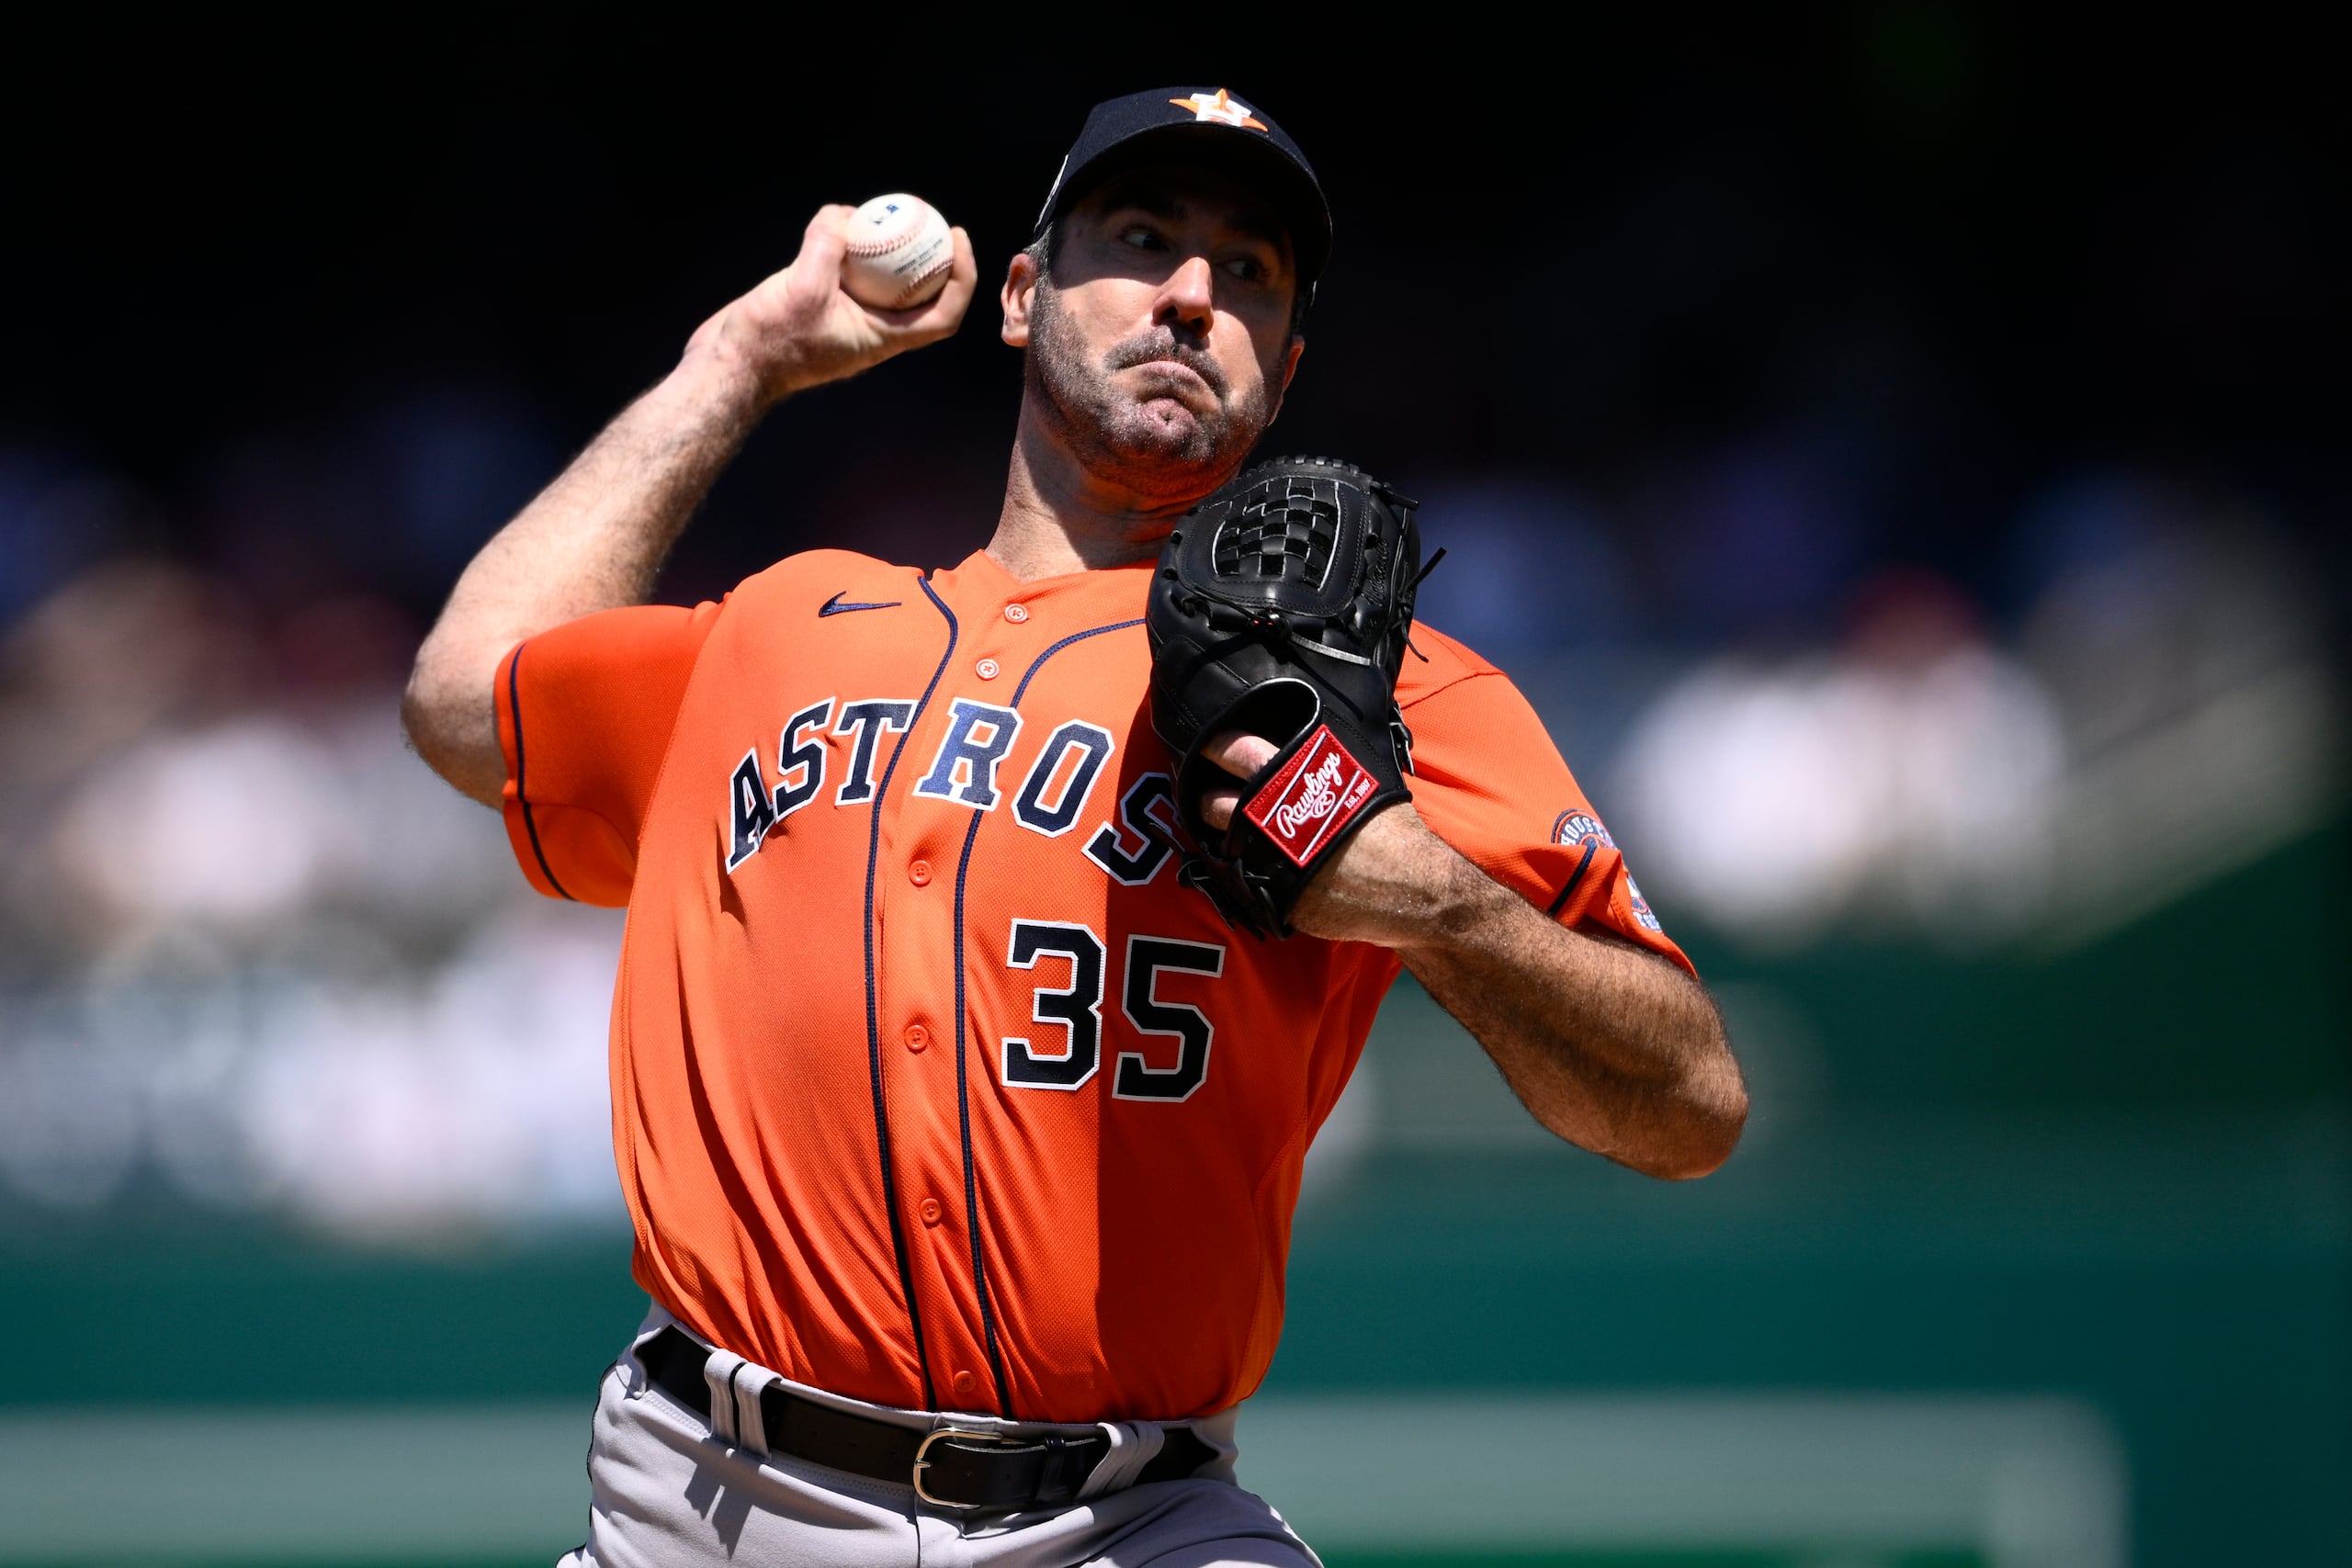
xmin=702 ymin=1350 xmax=748 ymax=1447
xmin=1078 ymin=1420 xmax=1167 ymax=1499
xmin=730 ymin=1361 xmax=772 ymax=1456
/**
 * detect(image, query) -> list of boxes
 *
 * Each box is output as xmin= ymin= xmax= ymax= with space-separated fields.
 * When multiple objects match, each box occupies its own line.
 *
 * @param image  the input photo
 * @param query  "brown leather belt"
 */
xmin=636 ymin=1325 xmax=1216 ymax=1511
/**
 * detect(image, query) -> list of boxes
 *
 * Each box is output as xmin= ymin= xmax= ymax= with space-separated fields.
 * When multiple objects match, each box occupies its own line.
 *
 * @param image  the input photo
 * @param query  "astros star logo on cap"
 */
xmin=1168 ymin=89 xmax=1268 ymax=131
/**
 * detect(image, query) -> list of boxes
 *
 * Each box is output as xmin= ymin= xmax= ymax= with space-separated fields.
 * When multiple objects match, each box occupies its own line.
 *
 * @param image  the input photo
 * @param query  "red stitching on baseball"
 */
xmin=844 ymin=202 xmax=932 ymax=255
xmin=883 ymin=255 xmax=953 ymax=309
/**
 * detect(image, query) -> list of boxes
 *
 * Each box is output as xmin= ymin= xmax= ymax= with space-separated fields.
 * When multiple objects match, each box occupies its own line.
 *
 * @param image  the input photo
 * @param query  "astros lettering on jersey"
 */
xmin=495 ymin=546 xmax=1687 ymax=1424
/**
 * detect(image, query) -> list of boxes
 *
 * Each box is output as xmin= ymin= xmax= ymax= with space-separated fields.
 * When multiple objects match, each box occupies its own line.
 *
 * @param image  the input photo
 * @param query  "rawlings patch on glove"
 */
xmin=1147 ymin=456 xmax=1435 ymax=936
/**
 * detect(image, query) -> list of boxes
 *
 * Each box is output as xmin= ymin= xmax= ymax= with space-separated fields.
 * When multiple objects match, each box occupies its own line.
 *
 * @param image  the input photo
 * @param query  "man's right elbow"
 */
xmin=400 ymin=671 xmax=452 ymax=783
xmin=401 ymin=661 xmax=503 ymax=807
xmin=399 ymin=671 xmax=435 ymax=755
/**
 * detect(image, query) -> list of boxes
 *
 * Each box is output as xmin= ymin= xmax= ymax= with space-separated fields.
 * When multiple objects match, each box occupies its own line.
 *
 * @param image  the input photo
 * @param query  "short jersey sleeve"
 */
xmin=493 ymin=601 xmax=723 ymax=907
xmin=1399 ymin=633 xmax=1692 ymax=974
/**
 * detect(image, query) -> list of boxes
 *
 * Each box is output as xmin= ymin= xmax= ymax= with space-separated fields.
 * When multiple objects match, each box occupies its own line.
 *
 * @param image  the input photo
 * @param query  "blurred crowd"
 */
xmin=0 ymin=406 xmax=624 ymax=1240
xmin=1410 ymin=467 xmax=2338 ymax=952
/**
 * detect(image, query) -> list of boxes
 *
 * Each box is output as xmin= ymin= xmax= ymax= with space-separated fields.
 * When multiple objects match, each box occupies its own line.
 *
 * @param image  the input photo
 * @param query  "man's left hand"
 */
xmin=1196 ymin=732 xmax=1463 ymax=949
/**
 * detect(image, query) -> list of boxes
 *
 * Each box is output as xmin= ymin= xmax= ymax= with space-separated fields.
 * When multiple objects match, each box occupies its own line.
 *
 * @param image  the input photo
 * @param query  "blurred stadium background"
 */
xmin=2 ymin=13 xmax=2343 ymax=1566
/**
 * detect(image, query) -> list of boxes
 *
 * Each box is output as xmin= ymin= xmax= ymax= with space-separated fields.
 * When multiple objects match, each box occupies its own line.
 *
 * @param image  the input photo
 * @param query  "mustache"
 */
xmin=1102 ymin=333 xmax=1228 ymax=397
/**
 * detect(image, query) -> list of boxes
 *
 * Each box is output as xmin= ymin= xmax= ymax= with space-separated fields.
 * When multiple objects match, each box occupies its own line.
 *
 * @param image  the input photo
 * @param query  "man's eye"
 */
xmin=1221 ymin=257 xmax=1265 ymax=283
xmin=1119 ymin=227 xmax=1165 ymax=251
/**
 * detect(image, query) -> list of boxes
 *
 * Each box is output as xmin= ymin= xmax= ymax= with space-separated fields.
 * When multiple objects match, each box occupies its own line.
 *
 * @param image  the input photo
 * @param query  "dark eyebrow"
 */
xmin=1103 ymin=186 xmax=1185 ymax=224
xmin=1099 ymin=189 xmax=1289 ymax=260
xmin=1219 ymin=210 xmax=1291 ymax=258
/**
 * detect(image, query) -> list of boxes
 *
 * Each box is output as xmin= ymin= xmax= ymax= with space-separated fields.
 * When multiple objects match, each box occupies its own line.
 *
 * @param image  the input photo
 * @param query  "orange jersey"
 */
xmin=494 ymin=547 xmax=1688 ymax=1423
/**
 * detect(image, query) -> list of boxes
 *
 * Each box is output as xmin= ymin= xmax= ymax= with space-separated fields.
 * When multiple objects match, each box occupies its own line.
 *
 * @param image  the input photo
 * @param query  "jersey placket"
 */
xmin=869 ymin=567 xmax=1155 ymax=1419
xmin=944 ymin=582 xmax=1143 ymax=1421
xmin=944 ymin=591 xmax=1024 ymax=1417
xmin=872 ymin=580 xmax=1017 ymax=1416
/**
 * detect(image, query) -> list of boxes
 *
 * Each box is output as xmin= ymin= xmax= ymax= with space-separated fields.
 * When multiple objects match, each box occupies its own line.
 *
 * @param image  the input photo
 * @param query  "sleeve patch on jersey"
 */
xmin=1552 ymin=809 xmax=1617 ymax=851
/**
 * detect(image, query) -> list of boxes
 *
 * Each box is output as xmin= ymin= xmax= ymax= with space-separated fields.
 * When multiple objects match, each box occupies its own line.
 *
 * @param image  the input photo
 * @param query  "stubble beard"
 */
xmin=1023 ymin=277 xmax=1276 ymax=505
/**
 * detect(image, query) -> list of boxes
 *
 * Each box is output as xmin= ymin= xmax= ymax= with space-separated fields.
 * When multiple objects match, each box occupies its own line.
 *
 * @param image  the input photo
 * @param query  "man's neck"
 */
xmin=984 ymin=403 xmax=1218 ymax=581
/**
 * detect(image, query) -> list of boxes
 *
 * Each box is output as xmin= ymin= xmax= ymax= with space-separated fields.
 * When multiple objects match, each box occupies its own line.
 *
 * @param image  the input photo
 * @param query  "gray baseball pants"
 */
xmin=558 ymin=1311 xmax=1320 ymax=1568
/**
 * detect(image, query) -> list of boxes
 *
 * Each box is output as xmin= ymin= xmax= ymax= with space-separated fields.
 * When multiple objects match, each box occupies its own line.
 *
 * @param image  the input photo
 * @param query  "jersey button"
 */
xmin=1003 ymin=604 xmax=1029 ymax=624
xmin=975 ymin=658 xmax=1001 ymax=680
xmin=952 ymin=1370 xmax=977 ymax=1398
xmin=919 ymin=1197 xmax=943 ymax=1226
xmin=909 ymin=860 xmax=932 ymax=886
xmin=903 ymin=1023 xmax=929 ymax=1052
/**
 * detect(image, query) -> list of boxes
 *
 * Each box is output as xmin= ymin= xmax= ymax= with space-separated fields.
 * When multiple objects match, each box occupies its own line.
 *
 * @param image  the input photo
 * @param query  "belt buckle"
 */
xmin=911 ymin=1426 xmax=1011 ymax=1510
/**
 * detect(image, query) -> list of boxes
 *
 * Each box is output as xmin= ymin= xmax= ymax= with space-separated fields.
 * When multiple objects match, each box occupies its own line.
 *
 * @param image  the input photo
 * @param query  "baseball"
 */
xmin=840 ymin=193 xmax=955 ymax=310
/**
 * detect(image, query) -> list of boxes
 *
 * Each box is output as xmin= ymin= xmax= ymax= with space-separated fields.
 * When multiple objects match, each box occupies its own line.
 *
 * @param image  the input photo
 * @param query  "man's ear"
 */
xmin=1001 ymin=250 xmax=1038 ymax=348
xmin=1263 ymin=335 xmax=1306 ymax=425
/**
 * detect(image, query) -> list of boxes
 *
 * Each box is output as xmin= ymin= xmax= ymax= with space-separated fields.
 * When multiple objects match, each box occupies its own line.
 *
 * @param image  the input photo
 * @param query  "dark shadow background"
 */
xmin=8 ymin=11 xmax=2343 ymax=623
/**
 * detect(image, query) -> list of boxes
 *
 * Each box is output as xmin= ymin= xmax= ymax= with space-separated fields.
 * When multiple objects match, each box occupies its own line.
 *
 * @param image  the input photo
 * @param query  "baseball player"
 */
xmin=404 ymin=87 xmax=1744 ymax=1568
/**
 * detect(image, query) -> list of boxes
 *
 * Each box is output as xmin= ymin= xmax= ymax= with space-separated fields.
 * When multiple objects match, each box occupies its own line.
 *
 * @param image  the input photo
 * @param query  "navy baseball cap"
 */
xmin=1034 ymin=87 xmax=1331 ymax=291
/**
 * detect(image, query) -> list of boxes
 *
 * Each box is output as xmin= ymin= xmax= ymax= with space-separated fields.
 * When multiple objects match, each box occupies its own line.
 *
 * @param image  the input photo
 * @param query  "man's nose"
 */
xmin=1153 ymin=254 xmax=1216 ymax=336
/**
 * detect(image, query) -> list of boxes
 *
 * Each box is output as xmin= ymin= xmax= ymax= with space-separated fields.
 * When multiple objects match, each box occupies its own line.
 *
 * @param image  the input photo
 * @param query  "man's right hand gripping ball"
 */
xmin=686 ymin=205 xmax=978 ymax=405
xmin=1147 ymin=456 xmax=1430 ymax=937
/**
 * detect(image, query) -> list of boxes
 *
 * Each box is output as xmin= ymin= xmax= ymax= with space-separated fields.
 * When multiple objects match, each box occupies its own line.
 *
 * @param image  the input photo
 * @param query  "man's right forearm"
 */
xmin=401 ymin=347 xmax=765 ymax=807
xmin=401 ymin=204 xmax=978 ymax=807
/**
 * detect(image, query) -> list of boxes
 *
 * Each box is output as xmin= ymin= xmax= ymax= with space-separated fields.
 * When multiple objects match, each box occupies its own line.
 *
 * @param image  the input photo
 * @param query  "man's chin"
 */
xmin=1134 ymin=390 xmax=1213 ymax=433
xmin=1102 ymin=406 xmax=1216 ymax=462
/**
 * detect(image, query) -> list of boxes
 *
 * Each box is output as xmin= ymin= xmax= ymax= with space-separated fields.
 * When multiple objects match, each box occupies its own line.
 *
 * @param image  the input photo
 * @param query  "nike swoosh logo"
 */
xmin=819 ymin=591 xmax=903 ymax=617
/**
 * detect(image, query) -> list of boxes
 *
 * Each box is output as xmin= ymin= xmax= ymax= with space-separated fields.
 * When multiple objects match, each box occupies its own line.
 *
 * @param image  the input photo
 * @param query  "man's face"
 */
xmin=1003 ymin=164 xmax=1306 ymax=502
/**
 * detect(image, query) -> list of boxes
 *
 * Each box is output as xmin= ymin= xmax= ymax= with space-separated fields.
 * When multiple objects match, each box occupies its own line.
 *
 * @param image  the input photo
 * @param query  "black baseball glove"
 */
xmin=1147 ymin=456 xmax=1434 ymax=937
